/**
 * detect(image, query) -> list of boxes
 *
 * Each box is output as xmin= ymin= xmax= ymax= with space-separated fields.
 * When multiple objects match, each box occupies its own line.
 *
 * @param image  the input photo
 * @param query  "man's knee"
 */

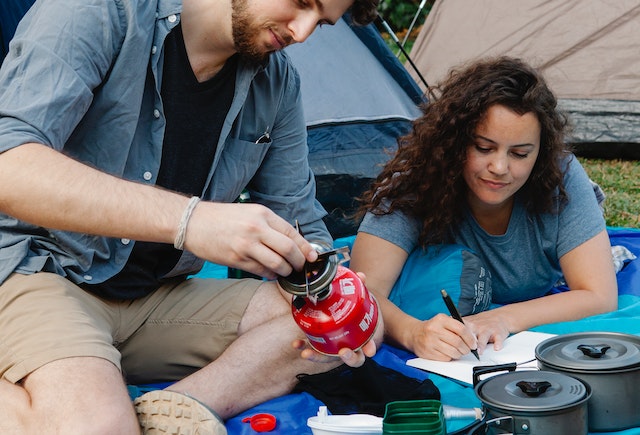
xmin=239 ymin=280 xmax=293 ymax=333
xmin=13 ymin=357 xmax=140 ymax=434
xmin=53 ymin=402 xmax=140 ymax=435
xmin=0 ymin=377 xmax=139 ymax=434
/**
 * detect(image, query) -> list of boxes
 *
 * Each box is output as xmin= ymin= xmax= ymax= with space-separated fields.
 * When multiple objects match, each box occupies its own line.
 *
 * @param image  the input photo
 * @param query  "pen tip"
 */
xmin=440 ymin=289 xmax=447 ymax=297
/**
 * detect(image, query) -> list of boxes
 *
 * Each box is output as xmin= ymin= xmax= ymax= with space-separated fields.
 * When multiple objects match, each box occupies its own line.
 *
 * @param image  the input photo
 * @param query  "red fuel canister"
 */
xmin=278 ymin=247 xmax=379 ymax=355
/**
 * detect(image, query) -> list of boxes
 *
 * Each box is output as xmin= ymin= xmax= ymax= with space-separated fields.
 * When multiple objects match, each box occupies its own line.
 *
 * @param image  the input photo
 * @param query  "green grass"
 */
xmin=578 ymin=158 xmax=640 ymax=229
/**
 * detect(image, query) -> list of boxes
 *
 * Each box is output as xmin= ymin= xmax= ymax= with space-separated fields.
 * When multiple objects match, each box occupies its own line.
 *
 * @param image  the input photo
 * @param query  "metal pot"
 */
xmin=536 ymin=332 xmax=640 ymax=432
xmin=469 ymin=364 xmax=591 ymax=435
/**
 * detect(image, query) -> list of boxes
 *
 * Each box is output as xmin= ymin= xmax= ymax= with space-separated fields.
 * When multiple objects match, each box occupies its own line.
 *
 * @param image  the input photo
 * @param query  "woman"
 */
xmin=350 ymin=56 xmax=617 ymax=361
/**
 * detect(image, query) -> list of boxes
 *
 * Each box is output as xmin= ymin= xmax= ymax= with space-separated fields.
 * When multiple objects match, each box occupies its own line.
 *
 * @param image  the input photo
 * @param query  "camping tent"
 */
xmin=408 ymin=0 xmax=640 ymax=159
xmin=285 ymin=16 xmax=424 ymax=237
xmin=1 ymin=3 xmax=424 ymax=238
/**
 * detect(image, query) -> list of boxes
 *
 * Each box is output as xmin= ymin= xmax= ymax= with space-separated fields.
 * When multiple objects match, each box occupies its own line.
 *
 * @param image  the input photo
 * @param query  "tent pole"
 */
xmin=400 ymin=0 xmax=428 ymax=49
xmin=375 ymin=15 xmax=433 ymax=100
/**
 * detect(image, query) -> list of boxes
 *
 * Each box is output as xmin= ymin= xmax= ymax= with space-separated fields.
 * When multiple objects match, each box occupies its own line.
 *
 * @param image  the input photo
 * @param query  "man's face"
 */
xmin=231 ymin=0 xmax=354 ymax=63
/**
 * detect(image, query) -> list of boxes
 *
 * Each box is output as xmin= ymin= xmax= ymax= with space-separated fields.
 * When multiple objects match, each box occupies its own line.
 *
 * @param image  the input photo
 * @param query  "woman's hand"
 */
xmin=409 ymin=313 xmax=479 ymax=361
xmin=465 ymin=310 xmax=511 ymax=353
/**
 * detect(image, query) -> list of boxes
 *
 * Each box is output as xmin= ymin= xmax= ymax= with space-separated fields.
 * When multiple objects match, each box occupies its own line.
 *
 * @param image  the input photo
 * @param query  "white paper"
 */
xmin=406 ymin=331 xmax=556 ymax=385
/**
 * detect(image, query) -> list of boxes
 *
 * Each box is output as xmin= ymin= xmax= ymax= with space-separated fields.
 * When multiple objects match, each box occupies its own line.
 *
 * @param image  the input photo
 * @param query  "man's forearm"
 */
xmin=0 ymin=142 xmax=186 ymax=243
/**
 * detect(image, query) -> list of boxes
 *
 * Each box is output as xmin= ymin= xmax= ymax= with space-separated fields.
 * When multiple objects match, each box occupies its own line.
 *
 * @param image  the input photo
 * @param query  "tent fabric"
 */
xmin=284 ymin=16 xmax=424 ymax=237
xmin=411 ymin=0 xmax=640 ymax=101
xmin=286 ymin=16 xmax=423 ymax=127
xmin=408 ymin=0 xmax=640 ymax=156
xmin=285 ymin=16 xmax=423 ymax=181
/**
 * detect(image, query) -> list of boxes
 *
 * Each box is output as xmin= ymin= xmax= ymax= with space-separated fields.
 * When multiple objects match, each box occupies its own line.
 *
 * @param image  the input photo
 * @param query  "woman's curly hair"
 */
xmin=359 ymin=56 xmax=572 ymax=247
xmin=350 ymin=0 xmax=380 ymax=25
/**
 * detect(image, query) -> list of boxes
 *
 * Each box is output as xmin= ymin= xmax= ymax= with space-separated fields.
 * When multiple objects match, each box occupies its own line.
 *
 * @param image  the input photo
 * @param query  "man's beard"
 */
xmin=231 ymin=0 xmax=270 ymax=64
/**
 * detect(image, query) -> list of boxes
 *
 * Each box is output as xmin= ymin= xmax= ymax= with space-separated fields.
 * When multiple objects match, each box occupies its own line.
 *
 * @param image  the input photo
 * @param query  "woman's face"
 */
xmin=463 ymin=104 xmax=541 ymax=214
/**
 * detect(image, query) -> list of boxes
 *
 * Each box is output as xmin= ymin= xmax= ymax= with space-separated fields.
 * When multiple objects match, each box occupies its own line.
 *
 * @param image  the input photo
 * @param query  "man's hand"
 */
xmin=292 ymin=337 xmax=378 ymax=368
xmin=184 ymin=202 xmax=319 ymax=279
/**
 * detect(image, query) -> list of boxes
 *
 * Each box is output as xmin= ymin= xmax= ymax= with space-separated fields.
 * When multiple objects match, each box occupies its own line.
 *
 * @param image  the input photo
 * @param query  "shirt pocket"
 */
xmin=208 ymin=138 xmax=271 ymax=201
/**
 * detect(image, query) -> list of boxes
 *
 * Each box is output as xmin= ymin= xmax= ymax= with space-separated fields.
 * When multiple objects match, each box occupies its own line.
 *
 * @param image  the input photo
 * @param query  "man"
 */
xmin=0 ymin=0 xmax=381 ymax=433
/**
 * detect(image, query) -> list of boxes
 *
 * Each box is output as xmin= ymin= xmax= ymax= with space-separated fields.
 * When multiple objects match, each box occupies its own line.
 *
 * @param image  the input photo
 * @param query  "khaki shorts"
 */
xmin=0 ymin=272 xmax=261 ymax=384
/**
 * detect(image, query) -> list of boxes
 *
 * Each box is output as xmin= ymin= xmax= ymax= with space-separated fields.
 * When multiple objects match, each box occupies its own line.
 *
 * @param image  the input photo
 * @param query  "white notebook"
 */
xmin=406 ymin=331 xmax=556 ymax=385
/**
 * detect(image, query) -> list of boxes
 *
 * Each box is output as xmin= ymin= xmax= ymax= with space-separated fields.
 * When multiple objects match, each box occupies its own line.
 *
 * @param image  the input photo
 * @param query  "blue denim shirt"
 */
xmin=0 ymin=0 xmax=330 ymax=286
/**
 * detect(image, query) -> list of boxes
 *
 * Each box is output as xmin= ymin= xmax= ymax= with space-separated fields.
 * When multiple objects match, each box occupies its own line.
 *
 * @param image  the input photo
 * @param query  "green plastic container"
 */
xmin=382 ymin=400 xmax=446 ymax=435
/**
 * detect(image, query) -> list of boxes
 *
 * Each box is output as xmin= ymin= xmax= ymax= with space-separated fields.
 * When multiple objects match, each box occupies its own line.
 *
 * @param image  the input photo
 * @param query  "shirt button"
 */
xmin=143 ymin=171 xmax=153 ymax=181
xmin=84 ymin=275 xmax=93 ymax=281
xmin=168 ymin=14 xmax=177 ymax=23
xmin=151 ymin=45 xmax=157 ymax=55
xmin=153 ymin=109 xmax=160 ymax=118
xmin=121 ymin=238 xmax=130 ymax=245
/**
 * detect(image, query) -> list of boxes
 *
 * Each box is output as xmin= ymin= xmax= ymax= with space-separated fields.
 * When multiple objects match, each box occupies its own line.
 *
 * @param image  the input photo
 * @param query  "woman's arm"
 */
xmin=350 ymin=232 xmax=479 ymax=360
xmin=467 ymin=229 xmax=618 ymax=352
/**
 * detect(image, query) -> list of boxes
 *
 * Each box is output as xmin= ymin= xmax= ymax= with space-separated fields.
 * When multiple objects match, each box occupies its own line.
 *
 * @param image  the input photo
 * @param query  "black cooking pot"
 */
xmin=536 ymin=332 xmax=640 ymax=432
xmin=453 ymin=363 xmax=591 ymax=435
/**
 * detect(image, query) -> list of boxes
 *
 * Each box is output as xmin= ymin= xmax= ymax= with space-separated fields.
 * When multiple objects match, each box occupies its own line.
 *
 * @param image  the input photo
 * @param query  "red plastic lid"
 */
xmin=241 ymin=413 xmax=277 ymax=432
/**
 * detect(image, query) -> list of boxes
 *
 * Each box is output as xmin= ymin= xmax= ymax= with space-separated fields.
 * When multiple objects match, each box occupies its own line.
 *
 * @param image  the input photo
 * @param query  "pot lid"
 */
xmin=536 ymin=332 xmax=640 ymax=371
xmin=475 ymin=371 xmax=589 ymax=412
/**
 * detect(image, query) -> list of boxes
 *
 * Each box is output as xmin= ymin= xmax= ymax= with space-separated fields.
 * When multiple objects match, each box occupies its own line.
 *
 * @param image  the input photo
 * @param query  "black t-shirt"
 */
xmin=86 ymin=24 xmax=237 ymax=299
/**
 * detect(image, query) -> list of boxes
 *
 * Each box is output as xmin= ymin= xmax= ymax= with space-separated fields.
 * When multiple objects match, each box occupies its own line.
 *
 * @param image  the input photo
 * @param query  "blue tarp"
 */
xmin=284 ymin=16 xmax=422 ymax=182
xmin=189 ymin=228 xmax=640 ymax=434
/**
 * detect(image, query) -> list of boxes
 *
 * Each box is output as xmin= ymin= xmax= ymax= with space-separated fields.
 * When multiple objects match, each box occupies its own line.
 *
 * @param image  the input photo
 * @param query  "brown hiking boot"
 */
xmin=133 ymin=390 xmax=227 ymax=435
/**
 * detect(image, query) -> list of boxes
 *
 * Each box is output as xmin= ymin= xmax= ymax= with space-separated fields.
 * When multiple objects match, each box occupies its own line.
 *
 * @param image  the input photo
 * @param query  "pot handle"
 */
xmin=472 ymin=362 xmax=517 ymax=386
xmin=577 ymin=343 xmax=611 ymax=358
xmin=448 ymin=416 xmax=517 ymax=435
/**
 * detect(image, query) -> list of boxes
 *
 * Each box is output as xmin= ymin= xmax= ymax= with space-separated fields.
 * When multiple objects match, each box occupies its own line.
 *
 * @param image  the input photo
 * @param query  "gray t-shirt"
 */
xmin=358 ymin=156 xmax=605 ymax=304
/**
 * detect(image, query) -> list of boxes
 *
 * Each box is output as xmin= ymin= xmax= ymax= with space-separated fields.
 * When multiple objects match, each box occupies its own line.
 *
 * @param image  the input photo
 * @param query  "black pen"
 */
xmin=440 ymin=289 xmax=480 ymax=360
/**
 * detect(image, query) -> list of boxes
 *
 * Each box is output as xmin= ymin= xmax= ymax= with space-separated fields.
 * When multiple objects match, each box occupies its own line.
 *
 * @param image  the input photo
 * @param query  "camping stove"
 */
xmin=278 ymin=245 xmax=379 ymax=355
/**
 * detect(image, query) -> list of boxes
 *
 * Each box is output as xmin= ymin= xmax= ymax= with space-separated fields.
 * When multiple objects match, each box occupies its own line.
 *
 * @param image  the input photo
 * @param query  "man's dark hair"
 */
xmin=350 ymin=0 xmax=380 ymax=25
